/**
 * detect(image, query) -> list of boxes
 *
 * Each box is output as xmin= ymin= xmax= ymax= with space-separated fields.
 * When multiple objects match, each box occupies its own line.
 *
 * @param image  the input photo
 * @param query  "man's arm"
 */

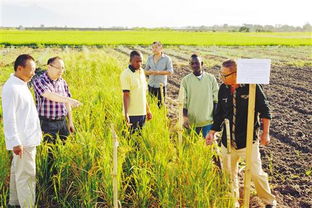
xmin=255 ymin=84 xmax=271 ymax=119
xmin=145 ymin=70 xmax=172 ymax=75
xmin=146 ymin=102 xmax=152 ymax=120
xmin=2 ymin=89 xmax=23 ymax=156
xmin=179 ymin=79 xmax=190 ymax=128
xmin=33 ymin=78 xmax=81 ymax=107
xmin=65 ymin=103 xmax=75 ymax=133
xmin=255 ymin=84 xmax=271 ymax=146
xmin=123 ymin=91 xmax=131 ymax=124
xmin=206 ymin=87 xmax=224 ymax=145
xmin=42 ymin=92 xmax=81 ymax=107
xmin=211 ymin=75 xmax=220 ymax=120
xmin=182 ymin=108 xmax=190 ymax=129
xmin=145 ymin=57 xmax=174 ymax=76
xmin=260 ymin=118 xmax=271 ymax=145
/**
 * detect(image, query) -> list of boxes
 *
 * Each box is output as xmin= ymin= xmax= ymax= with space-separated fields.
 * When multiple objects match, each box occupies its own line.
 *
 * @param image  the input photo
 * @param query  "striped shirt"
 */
xmin=32 ymin=71 xmax=71 ymax=120
xmin=211 ymin=84 xmax=271 ymax=149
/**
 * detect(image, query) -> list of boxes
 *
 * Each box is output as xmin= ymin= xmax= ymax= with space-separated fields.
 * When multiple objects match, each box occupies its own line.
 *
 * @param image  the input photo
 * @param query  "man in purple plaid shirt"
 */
xmin=32 ymin=56 xmax=81 ymax=192
xmin=33 ymin=56 xmax=81 ymax=143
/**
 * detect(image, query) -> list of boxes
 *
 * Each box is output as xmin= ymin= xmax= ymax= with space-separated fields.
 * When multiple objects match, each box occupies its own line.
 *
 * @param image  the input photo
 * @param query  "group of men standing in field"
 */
xmin=2 ymin=41 xmax=275 ymax=208
xmin=120 ymin=41 xmax=276 ymax=208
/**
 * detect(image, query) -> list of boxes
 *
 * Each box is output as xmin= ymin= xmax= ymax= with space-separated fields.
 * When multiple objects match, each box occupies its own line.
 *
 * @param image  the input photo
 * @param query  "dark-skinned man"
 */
xmin=179 ymin=54 xmax=219 ymax=138
xmin=121 ymin=50 xmax=152 ymax=133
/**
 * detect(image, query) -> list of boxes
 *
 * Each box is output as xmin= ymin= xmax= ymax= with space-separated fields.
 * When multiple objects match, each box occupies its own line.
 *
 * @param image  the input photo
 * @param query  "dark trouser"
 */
xmin=39 ymin=116 xmax=70 ymax=191
xmin=40 ymin=116 xmax=70 ymax=144
xmin=124 ymin=115 xmax=146 ymax=195
xmin=148 ymin=85 xmax=166 ymax=107
xmin=129 ymin=115 xmax=146 ymax=134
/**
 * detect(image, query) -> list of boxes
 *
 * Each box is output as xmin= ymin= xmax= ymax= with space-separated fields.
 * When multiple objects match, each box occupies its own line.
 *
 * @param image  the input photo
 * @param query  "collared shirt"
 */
xmin=2 ymin=74 xmax=42 ymax=150
xmin=211 ymin=84 xmax=271 ymax=149
xmin=180 ymin=72 xmax=219 ymax=127
xmin=145 ymin=53 xmax=173 ymax=88
xmin=32 ymin=71 xmax=71 ymax=120
xmin=120 ymin=66 xmax=147 ymax=116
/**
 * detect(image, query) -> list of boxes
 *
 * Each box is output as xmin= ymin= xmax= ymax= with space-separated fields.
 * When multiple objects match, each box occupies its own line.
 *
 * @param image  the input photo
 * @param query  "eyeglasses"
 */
xmin=219 ymin=71 xmax=236 ymax=78
xmin=49 ymin=64 xmax=65 ymax=71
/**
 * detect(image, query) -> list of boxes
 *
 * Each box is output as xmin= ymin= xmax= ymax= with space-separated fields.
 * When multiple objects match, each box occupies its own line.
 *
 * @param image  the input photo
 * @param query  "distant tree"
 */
xmin=303 ymin=23 xmax=312 ymax=31
xmin=239 ymin=26 xmax=250 ymax=32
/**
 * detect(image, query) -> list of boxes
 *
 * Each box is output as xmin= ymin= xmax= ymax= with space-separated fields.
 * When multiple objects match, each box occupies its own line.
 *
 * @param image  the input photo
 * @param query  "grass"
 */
xmin=0 ymin=48 xmax=233 ymax=207
xmin=1 ymin=30 xmax=311 ymax=46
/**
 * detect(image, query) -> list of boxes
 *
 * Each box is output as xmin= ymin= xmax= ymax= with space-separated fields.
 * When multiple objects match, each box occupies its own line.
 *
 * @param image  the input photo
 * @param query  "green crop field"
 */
xmin=0 ymin=30 xmax=311 ymax=46
xmin=0 ymin=48 xmax=233 ymax=207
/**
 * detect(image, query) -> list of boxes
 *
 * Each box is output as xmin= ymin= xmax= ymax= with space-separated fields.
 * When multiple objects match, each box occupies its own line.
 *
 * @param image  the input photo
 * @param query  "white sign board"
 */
xmin=236 ymin=59 xmax=271 ymax=84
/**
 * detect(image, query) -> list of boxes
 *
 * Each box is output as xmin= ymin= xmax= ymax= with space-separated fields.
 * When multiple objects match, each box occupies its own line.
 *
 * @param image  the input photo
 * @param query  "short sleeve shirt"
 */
xmin=120 ymin=67 xmax=147 ymax=116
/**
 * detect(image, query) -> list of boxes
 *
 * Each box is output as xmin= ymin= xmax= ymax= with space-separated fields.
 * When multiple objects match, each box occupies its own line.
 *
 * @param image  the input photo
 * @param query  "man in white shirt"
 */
xmin=2 ymin=54 xmax=42 ymax=208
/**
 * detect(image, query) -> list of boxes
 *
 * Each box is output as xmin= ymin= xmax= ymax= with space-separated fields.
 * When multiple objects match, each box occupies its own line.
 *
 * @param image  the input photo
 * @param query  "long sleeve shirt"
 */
xmin=211 ymin=84 xmax=271 ymax=149
xmin=180 ymin=72 xmax=219 ymax=127
xmin=2 ymin=74 xmax=42 ymax=150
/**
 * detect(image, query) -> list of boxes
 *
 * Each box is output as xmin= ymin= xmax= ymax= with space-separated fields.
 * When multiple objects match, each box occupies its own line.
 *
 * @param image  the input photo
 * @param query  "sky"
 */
xmin=1 ymin=0 xmax=311 ymax=28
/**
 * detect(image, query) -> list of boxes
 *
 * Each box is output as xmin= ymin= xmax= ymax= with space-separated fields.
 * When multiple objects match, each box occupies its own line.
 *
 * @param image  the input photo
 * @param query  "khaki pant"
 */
xmin=221 ymin=141 xmax=276 ymax=206
xmin=9 ymin=146 xmax=36 ymax=208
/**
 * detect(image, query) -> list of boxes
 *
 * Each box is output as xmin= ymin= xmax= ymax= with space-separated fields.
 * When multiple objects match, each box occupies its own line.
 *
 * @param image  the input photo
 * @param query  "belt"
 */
xmin=148 ymin=85 xmax=166 ymax=89
xmin=39 ymin=116 xmax=66 ymax=121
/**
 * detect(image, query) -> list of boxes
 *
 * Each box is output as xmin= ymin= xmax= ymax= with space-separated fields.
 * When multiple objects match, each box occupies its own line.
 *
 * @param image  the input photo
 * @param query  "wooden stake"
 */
xmin=243 ymin=84 xmax=256 ymax=208
xmin=111 ymin=125 xmax=119 ymax=208
xmin=159 ymin=83 xmax=165 ymax=106
xmin=177 ymin=87 xmax=185 ymax=146
xmin=224 ymin=119 xmax=232 ymax=178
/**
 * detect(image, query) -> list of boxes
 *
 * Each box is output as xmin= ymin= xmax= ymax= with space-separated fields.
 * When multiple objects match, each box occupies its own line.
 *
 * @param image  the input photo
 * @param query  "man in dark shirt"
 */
xmin=206 ymin=60 xmax=276 ymax=208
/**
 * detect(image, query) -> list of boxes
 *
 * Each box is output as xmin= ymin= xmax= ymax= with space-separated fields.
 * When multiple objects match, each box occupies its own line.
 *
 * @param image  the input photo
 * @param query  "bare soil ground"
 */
xmin=155 ymin=46 xmax=312 ymax=208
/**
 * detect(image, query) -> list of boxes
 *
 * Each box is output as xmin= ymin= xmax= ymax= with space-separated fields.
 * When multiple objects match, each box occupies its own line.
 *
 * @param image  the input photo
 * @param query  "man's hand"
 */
xmin=13 ymin=145 xmax=23 ymax=158
xmin=205 ymin=130 xmax=216 ymax=145
xmin=68 ymin=121 xmax=75 ymax=133
xmin=260 ymin=132 xmax=270 ymax=146
xmin=183 ymin=116 xmax=190 ymax=129
xmin=125 ymin=114 xmax=131 ymax=127
xmin=147 ymin=111 xmax=153 ymax=121
xmin=42 ymin=92 xmax=82 ymax=108
xmin=68 ymin=98 xmax=82 ymax=108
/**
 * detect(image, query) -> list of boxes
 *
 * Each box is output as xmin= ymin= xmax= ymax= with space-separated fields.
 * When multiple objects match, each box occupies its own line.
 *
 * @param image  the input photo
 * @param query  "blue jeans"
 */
xmin=195 ymin=124 xmax=212 ymax=138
